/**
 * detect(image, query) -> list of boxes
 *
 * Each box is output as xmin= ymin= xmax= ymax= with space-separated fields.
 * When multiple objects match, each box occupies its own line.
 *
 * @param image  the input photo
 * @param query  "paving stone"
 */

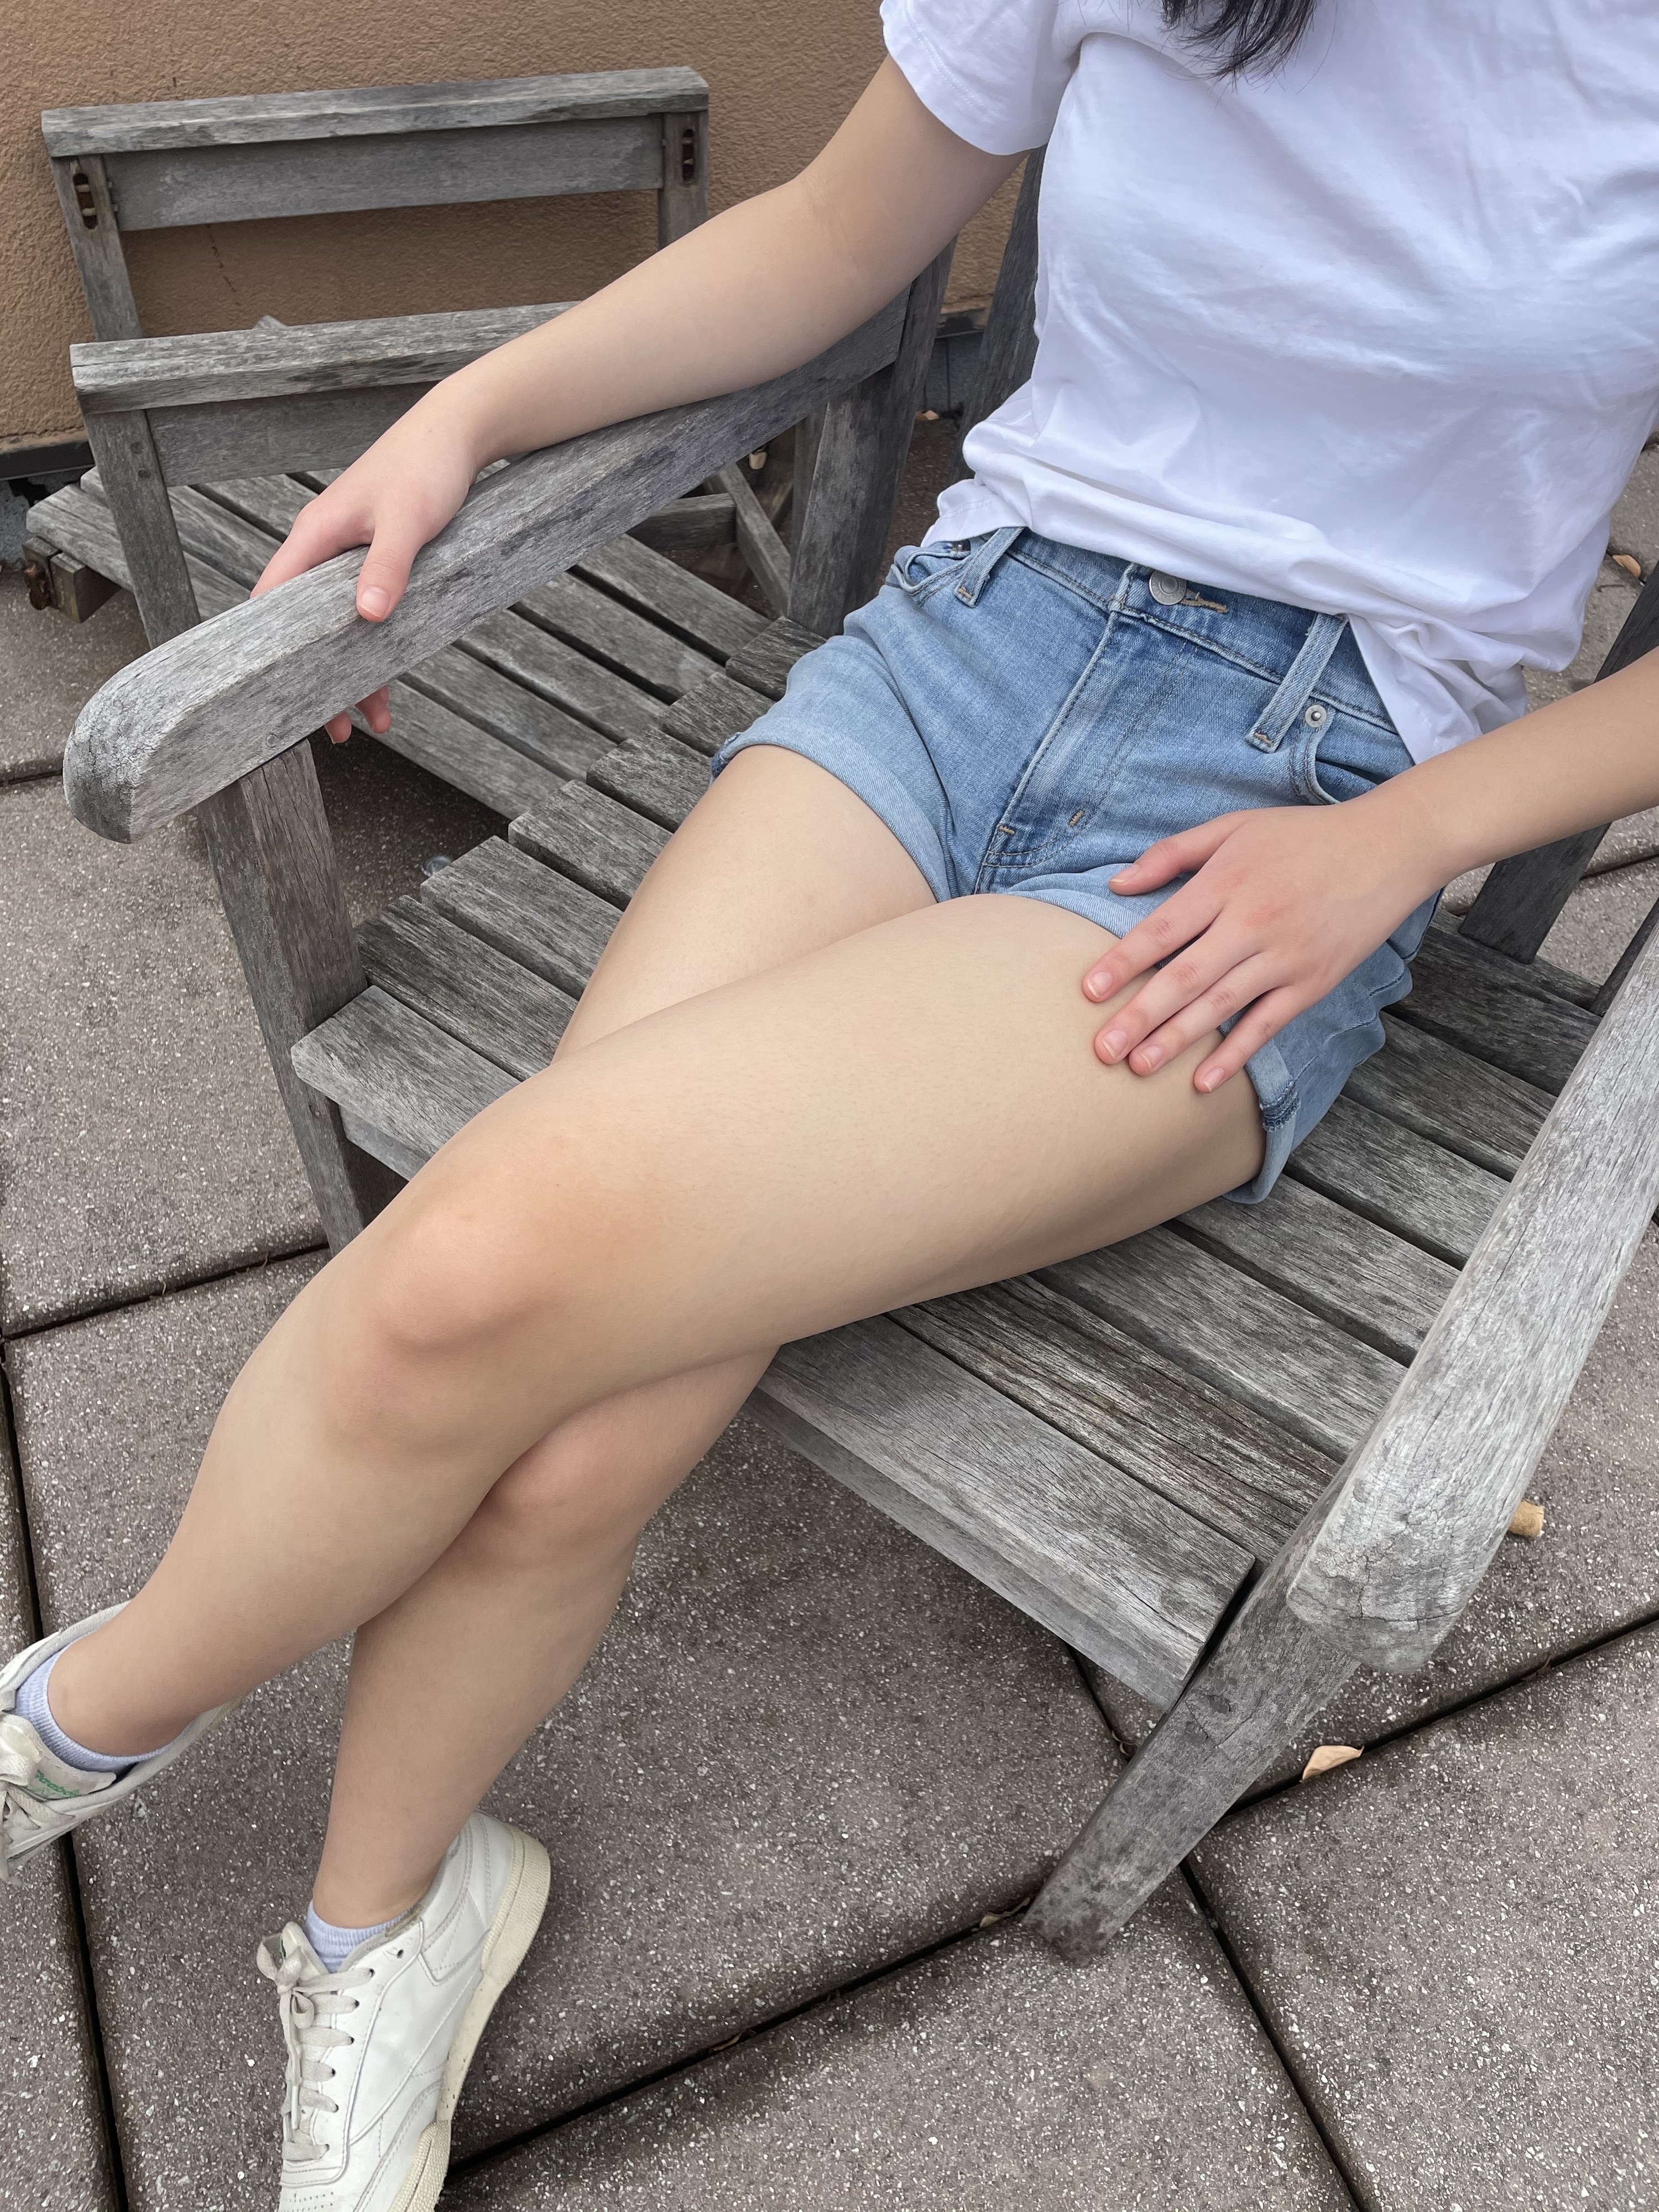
xmin=0 ymin=1406 xmax=116 ymax=2209
xmin=7 ymin=1259 xmax=1117 ymax=2210
xmin=1539 ymin=853 xmax=1659 ymax=986
xmin=1193 ymin=1624 xmax=1659 ymax=2211
xmin=1091 ymin=1229 xmax=1659 ymax=1791
xmin=449 ymin=1897 xmax=1349 ymax=2211
xmin=1611 ymin=440 xmax=1659 ymax=578
xmin=0 ymin=735 xmax=495 ymax=1333
xmin=0 ymin=572 xmax=148 ymax=785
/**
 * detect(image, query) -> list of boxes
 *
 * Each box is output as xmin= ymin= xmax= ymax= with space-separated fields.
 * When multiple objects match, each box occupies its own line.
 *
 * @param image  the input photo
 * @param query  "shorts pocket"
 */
xmin=1296 ymin=708 xmax=1415 ymax=806
xmin=885 ymin=539 xmax=974 ymax=600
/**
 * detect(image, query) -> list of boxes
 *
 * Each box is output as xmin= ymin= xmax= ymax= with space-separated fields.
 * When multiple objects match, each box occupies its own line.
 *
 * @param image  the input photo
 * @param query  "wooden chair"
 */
xmin=23 ymin=69 xmax=794 ymax=785
xmin=56 ymin=166 xmax=1659 ymax=1960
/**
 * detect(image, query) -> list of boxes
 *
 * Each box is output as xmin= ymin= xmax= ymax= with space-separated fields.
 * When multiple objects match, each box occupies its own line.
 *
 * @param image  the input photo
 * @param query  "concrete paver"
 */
xmin=0 ymin=1408 xmax=115 ymax=2210
xmin=1092 ymin=1228 xmax=1659 ymax=1787
xmin=450 ymin=1897 xmax=1352 ymax=2212
xmin=1611 ymin=441 xmax=1659 ymax=577
xmin=0 ymin=734 xmax=495 ymax=1334
xmin=1194 ymin=1623 xmax=1659 ymax=2211
xmin=1540 ymin=853 xmax=1659 ymax=985
xmin=0 ymin=574 xmax=147 ymax=785
xmin=7 ymin=1258 xmax=1117 ymax=2209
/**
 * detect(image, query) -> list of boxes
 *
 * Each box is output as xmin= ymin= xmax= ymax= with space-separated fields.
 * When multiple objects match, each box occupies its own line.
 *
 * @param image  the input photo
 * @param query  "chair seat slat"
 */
xmin=586 ymin=733 xmax=709 ymax=830
xmin=755 ymin=1316 xmax=1254 ymax=1713
xmin=1345 ymin=1011 xmax=1551 ymax=1178
xmin=421 ymin=837 xmax=618 ymax=998
xmin=358 ymin=899 xmax=573 ymax=1079
xmin=897 ymin=1276 xmax=1330 ymax=1561
xmin=573 ymin=534 xmax=766 ymax=663
xmin=1177 ymin=1174 xmax=1455 ymax=1364
xmin=1046 ymin=1228 xmax=1404 ymax=1461
xmin=659 ymin=670 xmax=774 ymax=757
xmin=1285 ymin=1095 xmax=1507 ymax=1269
xmin=509 ymin=784 xmax=668 ymax=909
xmin=514 ymin=575 xmax=718 ymax=702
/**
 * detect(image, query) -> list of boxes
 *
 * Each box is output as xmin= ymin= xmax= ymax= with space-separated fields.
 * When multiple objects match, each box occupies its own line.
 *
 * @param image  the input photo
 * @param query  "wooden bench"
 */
xmin=56 ymin=164 xmax=1659 ymax=1960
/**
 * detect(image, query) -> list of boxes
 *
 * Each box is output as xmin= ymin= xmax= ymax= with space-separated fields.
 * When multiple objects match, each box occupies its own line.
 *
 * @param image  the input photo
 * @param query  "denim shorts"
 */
xmin=712 ymin=528 xmax=1437 ymax=1203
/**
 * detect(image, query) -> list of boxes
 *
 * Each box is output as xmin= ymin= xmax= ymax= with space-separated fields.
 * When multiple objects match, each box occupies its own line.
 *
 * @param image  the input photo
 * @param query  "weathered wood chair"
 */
xmin=24 ymin=69 xmax=795 ymax=804
xmin=58 ymin=160 xmax=1659 ymax=1959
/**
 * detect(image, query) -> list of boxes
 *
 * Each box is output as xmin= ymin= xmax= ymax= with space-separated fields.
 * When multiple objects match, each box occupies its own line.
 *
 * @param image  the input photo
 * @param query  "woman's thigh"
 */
xmin=560 ymin=743 xmax=936 ymax=1052
xmin=350 ymin=886 xmax=1265 ymax=1446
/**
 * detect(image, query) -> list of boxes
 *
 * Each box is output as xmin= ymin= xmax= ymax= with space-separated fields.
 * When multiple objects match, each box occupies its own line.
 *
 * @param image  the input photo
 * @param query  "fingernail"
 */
xmin=1197 ymin=1068 xmax=1219 ymax=1093
xmin=1135 ymin=1044 xmax=1164 ymax=1072
xmin=1100 ymin=1029 xmax=1129 ymax=1062
xmin=1083 ymin=973 xmax=1110 ymax=1001
xmin=359 ymin=586 xmax=390 ymax=618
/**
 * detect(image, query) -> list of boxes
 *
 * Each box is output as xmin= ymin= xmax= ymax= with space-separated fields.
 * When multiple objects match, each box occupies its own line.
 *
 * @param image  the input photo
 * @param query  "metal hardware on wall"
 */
xmin=71 ymin=169 xmax=100 ymax=228
xmin=680 ymin=124 xmax=698 ymax=184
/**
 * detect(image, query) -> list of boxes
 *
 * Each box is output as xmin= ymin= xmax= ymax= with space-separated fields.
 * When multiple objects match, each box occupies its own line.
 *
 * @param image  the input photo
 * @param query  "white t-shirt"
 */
xmin=883 ymin=0 xmax=1659 ymax=760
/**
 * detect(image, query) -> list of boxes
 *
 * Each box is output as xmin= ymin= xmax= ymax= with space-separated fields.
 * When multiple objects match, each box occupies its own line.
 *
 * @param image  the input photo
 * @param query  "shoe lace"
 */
xmin=257 ymin=1927 xmax=374 ymax=2161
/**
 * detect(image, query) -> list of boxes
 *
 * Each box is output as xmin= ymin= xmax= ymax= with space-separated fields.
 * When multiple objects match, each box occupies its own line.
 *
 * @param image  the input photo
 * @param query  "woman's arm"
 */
xmin=1085 ymin=645 xmax=1659 ymax=1092
xmin=254 ymin=60 xmax=1016 ymax=737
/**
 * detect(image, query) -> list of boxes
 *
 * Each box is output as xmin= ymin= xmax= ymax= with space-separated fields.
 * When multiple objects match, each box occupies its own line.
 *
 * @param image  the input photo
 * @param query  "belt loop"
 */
xmin=1249 ymin=612 xmax=1348 ymax=752
xmin=951 ymin=525 xmax=1023 ymax=607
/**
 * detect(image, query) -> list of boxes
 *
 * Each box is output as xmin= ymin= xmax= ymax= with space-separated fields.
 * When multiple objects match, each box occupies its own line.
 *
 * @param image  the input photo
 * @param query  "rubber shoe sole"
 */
xmin=385 ymin=1825 xmax=552 ymax=2212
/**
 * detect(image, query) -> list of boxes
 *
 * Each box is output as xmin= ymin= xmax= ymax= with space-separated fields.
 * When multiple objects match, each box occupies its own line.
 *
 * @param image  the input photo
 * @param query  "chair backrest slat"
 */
xmin=42 ymin=69 xmax=709 ymax=341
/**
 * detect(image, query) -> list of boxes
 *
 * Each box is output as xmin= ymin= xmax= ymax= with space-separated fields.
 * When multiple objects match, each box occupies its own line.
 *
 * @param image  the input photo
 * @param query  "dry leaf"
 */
xmin=1301 ymin=1743 xmax=1363 ymax=1782
xmin=747 ymin=448 xmax=768 ymax=471
xmin=1612 ymin=551 xmax=1644 ymax=578
xmin=917 ymin=408 xmax=941 ymax=421
xmin=1508 ymin=1499 xmax=1546 ymax=1539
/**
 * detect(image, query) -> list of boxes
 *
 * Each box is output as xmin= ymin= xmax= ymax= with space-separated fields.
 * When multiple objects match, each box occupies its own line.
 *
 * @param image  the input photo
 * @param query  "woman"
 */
xmin=5 ymin=2 xmax=1658 ymax=2203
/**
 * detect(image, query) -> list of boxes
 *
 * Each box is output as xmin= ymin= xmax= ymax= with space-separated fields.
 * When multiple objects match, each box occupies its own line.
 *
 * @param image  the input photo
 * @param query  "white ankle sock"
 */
xmin=14 ymin=1651 xmax=161 ymax=1775
xmin=304 ymin=1902 xmax=403 ymax=1974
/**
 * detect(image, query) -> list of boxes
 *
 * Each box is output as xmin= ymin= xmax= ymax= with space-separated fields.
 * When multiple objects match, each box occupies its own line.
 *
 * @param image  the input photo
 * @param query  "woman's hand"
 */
xmin=249 ymin=400 xmax=484 ymax=743
xmin=1081 ymin=798 xmax=1442 ymax=1094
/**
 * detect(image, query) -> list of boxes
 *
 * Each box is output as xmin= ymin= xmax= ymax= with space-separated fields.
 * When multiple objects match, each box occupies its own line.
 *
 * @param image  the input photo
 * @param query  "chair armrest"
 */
xmin=64 ymin=299 xmax=905 ymax=842
xmin=1286 ymin=924 xmax=1659 ymax=1672
xmin=70 ymin=304 xmax=574 ymax=417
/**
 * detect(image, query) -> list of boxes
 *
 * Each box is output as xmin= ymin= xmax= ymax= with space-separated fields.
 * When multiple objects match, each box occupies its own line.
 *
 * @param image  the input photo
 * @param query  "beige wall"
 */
xmin=3 ymin=1 xmax=1014 ymax=448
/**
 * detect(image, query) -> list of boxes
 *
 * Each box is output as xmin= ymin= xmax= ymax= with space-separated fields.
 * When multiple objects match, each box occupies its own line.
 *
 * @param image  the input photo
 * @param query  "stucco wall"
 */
xmin=3 ymin=1 xmax=1015 ymax=448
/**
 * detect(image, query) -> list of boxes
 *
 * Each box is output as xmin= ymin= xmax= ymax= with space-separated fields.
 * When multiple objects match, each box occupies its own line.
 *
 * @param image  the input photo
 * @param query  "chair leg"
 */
xmin=1028 ymin=1540 xmax=1357 ymax=1964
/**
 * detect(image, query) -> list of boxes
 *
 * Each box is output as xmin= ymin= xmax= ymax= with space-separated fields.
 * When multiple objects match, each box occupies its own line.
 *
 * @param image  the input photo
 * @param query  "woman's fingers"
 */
xmin=321 ymin=686 xmax=392 ymax=747
xmin=1106 ymin=815 xmax=1241 ymax=896
xmin=1094 ymin=941 xmax=1272 ymax=1067
xmin=353 ymin=517 xmax=430 ymax=621
xmin=1082 ymin=879 xmax=1222 ymax=1003
xmin=251 ymin=499 xmax=362 ymax=598
xmin=1193 ymin=989 xmax=1305 ymax=1094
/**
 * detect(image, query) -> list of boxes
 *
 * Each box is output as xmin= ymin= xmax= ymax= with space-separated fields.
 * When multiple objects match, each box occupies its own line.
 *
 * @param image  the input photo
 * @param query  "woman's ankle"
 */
xmin=44 ymin=1632 xmax=195 ymax=1760
xmin=310 ymin=1858 xmax=437 ymax=1932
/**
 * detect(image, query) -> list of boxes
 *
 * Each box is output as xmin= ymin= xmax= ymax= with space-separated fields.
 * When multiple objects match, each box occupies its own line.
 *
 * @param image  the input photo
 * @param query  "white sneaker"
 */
xmin=0 ymin=1605 xmax=232 ymax=1880
xmin=257 ymin=1812 xmax=550 ymax=2211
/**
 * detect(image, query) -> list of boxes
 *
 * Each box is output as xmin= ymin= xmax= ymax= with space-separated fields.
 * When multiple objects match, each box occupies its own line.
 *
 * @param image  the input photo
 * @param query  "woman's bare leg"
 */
xmin=47 ymin=750 xmax=1263 ymax=1916
xmin=51 ymin=750 xmax=932 ymax=1918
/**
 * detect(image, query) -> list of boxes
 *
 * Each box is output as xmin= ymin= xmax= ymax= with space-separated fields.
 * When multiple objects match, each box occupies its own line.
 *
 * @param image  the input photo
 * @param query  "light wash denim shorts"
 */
xmin=712 ymin=528 xmax=1437 ymax=1203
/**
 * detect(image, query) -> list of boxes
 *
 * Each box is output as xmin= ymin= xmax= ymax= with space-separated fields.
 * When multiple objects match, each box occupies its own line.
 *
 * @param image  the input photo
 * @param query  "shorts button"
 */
xmin=1147 ymin=571 xmax=1187 ymax=606
xmin=1304 ymin=702 xmax=1329 ymax=728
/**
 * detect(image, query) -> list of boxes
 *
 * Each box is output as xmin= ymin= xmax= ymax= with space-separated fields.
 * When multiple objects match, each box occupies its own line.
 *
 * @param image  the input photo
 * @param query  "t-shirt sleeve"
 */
xmin=881 ymin=0 xmax=1082 ymax=155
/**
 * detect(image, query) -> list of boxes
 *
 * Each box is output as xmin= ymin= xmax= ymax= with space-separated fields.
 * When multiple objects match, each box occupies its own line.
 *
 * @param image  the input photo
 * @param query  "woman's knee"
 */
xmin=343 ymin=1171 xmax=581 ymax=1379
xmin=466 ymin=1424 xmax=660 ymax=1570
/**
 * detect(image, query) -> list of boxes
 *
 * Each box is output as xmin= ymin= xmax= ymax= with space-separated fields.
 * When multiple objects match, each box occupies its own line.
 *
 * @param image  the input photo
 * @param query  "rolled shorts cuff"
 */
xmin=999 ymin=880 xmax=1301 ymax=1206
xmin=710 ymin=717 xmax=957 ymax=905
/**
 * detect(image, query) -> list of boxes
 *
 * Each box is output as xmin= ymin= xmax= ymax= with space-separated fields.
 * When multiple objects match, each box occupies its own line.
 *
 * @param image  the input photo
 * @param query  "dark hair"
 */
xmin=1163 ymin=0 xmax=1319 ymax=76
